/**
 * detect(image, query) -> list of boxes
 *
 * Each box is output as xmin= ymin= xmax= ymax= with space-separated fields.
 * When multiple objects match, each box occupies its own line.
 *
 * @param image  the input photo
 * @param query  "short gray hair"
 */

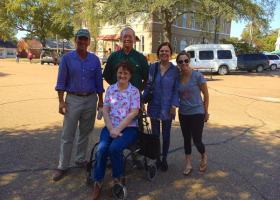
xmin=120 ymin=27 xmax=136 ymax=41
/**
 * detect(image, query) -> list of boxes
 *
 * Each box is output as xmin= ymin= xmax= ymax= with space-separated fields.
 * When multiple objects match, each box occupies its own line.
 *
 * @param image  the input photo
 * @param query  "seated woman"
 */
xmin=91 ymin=61 xmax=140 ymax=200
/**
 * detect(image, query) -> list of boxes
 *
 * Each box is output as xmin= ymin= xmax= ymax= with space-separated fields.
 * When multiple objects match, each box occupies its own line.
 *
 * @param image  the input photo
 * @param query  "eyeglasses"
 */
xmin=177 ymin=59 xmax=189 ymax=64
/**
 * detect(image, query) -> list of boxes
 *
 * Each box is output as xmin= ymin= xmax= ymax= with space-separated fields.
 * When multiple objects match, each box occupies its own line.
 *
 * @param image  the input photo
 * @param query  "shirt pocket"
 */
xmin=85 ymin=65 xmax=96 ymax=78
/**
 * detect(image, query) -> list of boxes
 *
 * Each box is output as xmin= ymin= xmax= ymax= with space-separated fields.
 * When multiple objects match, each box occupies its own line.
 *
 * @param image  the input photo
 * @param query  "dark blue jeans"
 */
xmin=150 ymin=119 xmax=172 ymax=159
xmin=92 ymin=127 xmax=138 ymax=182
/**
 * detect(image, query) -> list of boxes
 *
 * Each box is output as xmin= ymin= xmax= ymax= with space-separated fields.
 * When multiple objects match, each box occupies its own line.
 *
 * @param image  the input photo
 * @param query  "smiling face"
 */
xmin=177 ymin=54 xmax=190 ymax=72
xmin=121 ymin=29 xmax=135 ymax=51
xmin=75 ymin=36 xmax=90 ymax=52
xmin=158 ymin=45 xmax=172 ymax=62
xmin=117 ymin=66 xmax=132 ymax=85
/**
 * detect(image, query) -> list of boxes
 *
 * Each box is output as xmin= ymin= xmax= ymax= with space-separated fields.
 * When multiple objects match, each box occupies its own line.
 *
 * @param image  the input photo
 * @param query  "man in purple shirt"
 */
xmin=53 ymin=29 xmax=104 ymax=181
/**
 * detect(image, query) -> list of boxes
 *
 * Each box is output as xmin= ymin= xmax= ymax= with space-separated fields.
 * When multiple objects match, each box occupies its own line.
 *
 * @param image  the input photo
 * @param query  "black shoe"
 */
xmin=161 ymin=159 xmax=168 ymax=172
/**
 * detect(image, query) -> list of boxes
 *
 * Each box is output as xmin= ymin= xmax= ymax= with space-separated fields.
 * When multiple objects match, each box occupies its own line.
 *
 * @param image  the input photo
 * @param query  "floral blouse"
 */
xmin=104 ymin=82 xmax=140 ymax=127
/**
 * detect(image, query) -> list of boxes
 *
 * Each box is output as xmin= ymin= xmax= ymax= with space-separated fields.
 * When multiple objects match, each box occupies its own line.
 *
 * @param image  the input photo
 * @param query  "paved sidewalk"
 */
xmin=0 ymin=61 xmax=280 ymax=200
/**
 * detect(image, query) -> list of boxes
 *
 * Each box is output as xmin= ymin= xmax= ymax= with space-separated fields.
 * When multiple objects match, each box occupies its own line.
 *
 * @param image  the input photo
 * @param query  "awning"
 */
xmin=97 ymin=34 xmax=140 ymax=41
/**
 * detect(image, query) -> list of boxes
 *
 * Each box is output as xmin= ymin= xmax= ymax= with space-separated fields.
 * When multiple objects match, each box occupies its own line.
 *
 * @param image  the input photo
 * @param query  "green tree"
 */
xmin=260 ymin=30 xmax=278 ymax=51
xmin=0 ymin=0 xmax=74 ymax=45
xmin=220 ymin=37 xmax=255 ymax=53
xmin=54 ymin=0 xmax=102 ymax=51
xmin=94 ymin=0 xmax=277 ymax=43
xmin=241 ymin=26 xmax=278 ymax=52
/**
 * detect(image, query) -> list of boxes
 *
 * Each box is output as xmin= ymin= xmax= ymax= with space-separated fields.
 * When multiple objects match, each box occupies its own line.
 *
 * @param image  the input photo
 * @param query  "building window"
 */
xmin=158 ymin=33 xmax=162 ymax=45
xmin=224 ymin=21 xmax=229 ymax=34
xmin=191 ymin=13 xmax=196 ymax=29
xmin=174 ymin=17 xmax=178 ymax=26
xmin=180 ymin=40 xmax=187 ymax=51
xmin=141 ymin=35 xmax=145 ymax=52
xmin=221 ymin=19 xmax=225 ymax=33
xmin=173 ymin=37 xmax=177 ymax=53
xmin=207 ymin=21 xmax=210 ymax=31
xmin=211 ymin=18 xmax=215 ymax=32
xmin=182 ymin=14 xmax=187 ymax=28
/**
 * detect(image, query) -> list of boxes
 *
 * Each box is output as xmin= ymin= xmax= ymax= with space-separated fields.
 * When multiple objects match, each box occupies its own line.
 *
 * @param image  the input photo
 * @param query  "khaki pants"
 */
xmin=58 ymin=93 xmax=97 ymax=170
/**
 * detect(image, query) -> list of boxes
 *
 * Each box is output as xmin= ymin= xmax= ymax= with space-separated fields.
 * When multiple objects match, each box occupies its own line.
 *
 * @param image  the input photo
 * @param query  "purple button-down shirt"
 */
xmin=55 ymin=51 xmax=104 ymax=93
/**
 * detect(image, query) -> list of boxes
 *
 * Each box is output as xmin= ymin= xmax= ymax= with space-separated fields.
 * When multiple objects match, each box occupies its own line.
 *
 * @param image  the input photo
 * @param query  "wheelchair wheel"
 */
xmin=112 ymin=183 xmax=127 ymax=200
xmin=147 ymin=164 xmax=157 ymax=181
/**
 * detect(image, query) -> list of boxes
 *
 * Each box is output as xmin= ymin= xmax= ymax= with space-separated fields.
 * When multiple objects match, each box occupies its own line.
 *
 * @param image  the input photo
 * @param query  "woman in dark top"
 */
xmin=143 ymin=42 xmax=179 ymax=171
xmin=176 ymin=51 xmax=209 ymax=175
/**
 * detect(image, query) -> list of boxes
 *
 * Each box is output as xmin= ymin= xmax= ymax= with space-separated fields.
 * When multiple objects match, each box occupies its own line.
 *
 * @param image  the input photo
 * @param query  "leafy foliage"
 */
xmin=95 ymin=0 xmax=276 ymax=43
xmin=0 ymin=0 xmax=74 ymax=45
xmin=221 ymin=28 xmax=278 ymax=53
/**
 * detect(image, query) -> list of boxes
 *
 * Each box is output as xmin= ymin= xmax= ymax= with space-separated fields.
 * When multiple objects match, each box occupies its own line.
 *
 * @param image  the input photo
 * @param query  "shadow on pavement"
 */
xmin=0 ymin=123 xmax=279 ymax=200
xmin=0 ymin=72 xmax=12 ymax=77
xmin=227 ymin=70 xmax=280 ymax=77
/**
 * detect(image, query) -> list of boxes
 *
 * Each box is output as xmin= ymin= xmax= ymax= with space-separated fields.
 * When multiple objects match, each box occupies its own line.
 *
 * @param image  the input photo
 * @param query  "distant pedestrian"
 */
xmin=16 ymin=52 xmax=20 ymax=63
xmin=176 ymin=51 xmax=209 ymax=176
xmin=28 ymin=51 xmax=33 ymax=63
xmin=52 ymin=29 xmax=104 ymax=182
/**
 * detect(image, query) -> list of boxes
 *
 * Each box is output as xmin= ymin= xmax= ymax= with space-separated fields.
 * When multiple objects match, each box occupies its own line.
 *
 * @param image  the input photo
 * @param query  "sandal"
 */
xmin=183 ymin=167 xmax=193 ymax=176
xmin=199 ymin=155 xmax=207 ymax=172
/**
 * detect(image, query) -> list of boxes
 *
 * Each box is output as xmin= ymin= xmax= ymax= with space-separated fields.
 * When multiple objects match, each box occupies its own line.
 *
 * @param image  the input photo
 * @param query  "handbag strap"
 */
xmin=151 ymin=62 xmax=159 ymax=86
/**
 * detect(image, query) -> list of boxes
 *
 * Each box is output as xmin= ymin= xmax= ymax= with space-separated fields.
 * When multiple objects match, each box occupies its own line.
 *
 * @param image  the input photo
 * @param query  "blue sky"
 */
xmin=231 ymin=3 xmax=280 ymax=38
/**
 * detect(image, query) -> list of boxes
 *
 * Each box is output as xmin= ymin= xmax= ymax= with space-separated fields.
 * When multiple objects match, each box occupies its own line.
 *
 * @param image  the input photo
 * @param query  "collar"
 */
xmin=120 ymin=49 xmax=135 ymax=56
xmin=112 ymin=82 xmax=132 ymax=92
xmin=74 ymin=50 xmax=89 ymax=61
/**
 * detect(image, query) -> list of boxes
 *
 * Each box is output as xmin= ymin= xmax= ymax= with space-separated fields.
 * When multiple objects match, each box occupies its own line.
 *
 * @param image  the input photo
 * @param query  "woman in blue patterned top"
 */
xmin=176 ymin=51 xmax=209 ymax=176
xmin=143 ymin=42 xmax=179 ymax=171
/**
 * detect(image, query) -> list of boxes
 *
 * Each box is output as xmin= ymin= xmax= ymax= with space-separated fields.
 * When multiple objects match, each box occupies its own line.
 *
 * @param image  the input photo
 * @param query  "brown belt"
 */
xmin=68 ymin=92 xmax=95 ymax=97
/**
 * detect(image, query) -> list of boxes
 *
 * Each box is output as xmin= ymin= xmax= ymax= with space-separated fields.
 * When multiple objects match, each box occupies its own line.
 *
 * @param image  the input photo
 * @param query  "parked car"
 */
xmin=40 ymin=49 xmax=61 ymax=65
xmin=178 ymin=44 xmax=238 ymax=75
xmin=265 ymin=54 xmax=280 ymax=70
xmin=237 ymin=53 xmax=270 ymax=73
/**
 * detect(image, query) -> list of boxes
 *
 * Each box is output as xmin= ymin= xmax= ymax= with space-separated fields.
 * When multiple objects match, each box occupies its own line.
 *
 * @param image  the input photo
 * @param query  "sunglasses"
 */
xmin=177 ymin=59 xmax=190 ymax=64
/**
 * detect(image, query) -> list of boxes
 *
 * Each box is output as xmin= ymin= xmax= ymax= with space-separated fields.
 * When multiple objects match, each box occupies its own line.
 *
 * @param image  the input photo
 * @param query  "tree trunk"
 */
xmin=164 ymin=21 xmax=172 ymax=43
xmin=41 ymin=37 xmax=46 ymax=47
xmin=163 ymin=9 xmax=172 ymax=43
xmin=214 ymin=16 xmax=220 ymax=43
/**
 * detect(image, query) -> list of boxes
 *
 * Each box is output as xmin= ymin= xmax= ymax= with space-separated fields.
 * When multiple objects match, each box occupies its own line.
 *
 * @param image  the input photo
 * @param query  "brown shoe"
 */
xmin=52 ymin=169 xmax=67 ymax=182
xmin=92 ymin=182 xmax=102 ymax=200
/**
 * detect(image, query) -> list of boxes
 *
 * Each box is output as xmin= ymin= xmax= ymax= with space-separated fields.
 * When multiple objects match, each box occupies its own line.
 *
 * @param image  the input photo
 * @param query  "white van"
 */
xmin=183 ymin=44 xmax=237 ymax=75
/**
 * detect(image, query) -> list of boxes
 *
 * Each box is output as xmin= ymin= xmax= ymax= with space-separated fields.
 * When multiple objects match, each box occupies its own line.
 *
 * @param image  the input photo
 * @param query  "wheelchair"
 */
xmin=86 ymin=112 xmax=159 ymax=200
